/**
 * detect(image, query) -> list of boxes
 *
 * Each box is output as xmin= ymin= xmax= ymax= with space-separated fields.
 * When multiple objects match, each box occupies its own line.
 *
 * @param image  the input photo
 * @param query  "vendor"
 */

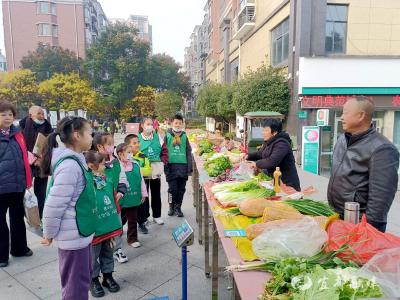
xmin=244 ymin=119 xmax=300 ymax=191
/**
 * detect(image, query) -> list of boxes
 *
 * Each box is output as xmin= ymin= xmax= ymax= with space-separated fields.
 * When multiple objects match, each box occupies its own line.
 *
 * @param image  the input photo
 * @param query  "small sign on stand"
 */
xmin=172 ymin=220 xmax=194 ymax=300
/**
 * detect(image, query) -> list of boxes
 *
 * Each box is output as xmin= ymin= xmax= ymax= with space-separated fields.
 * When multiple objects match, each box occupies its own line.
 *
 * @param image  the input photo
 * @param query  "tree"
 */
xmin=133 ymin=85 xmax=156 ymax=117
xmin=197 ymin=82 xmax=235 ymax=124
xmin=145 ymin=54 xmax=191 ymax=95
xmin=155 ymin=90 xmax=182 ymax=119
xmin=232 ymin=65 xmax=290 ymax=115
xmin=0 ymin=69 xmax=39 ymax=109
xmin=38 ymin=73 xmax=99 ymax=114
xmin=85 ymin=22 xmax=151 ymax=110
xmin=21 ymin=44 xmax=84 ymax=82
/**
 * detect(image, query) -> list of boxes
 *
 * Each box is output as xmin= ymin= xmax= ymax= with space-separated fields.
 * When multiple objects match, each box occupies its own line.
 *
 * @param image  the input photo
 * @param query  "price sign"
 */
xmin=172 ymin=220 xmax=194 ymax=248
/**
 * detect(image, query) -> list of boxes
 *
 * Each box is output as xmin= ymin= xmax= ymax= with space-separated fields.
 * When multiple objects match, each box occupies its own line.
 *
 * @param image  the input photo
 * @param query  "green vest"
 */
xmin=104 ymin=158 xmax=121 ymax=192
xmin=133 ymin=151 xmax=152 ymax=178
xmin=119 ymin=162 xmax=142 ymax=208
xmin=48 ymin=156 xmax=97 ymax=237
xmin=167 ymin=132 xmax=187 ymax=164
xmin=93 ymin=176 xmax=122 ymax=237
xmin=139 ymin=133 xmax=162 ymax=162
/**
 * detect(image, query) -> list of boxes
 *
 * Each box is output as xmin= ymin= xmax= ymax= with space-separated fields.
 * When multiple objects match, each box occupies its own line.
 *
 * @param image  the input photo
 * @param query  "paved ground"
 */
xmin=2 ymin=132 xmax=400 ymax=300
xmin=0 ymin=133 xmax=232 ymax=300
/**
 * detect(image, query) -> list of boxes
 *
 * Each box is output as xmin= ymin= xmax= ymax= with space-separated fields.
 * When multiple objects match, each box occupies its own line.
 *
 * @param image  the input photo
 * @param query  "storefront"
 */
xmin=297 ymin=57 xmax=400 ymax=177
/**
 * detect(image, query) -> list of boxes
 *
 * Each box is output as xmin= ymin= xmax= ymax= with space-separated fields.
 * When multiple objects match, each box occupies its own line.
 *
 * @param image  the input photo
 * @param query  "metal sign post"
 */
xmin=172 ymin=220 xmax=194 ymax=300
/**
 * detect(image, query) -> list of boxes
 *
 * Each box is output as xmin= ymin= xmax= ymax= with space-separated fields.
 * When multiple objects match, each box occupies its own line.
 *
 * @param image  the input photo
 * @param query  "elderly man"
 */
xmin=19 ymin=106 xmax=53 ymax=218
xmin=328 ymin=96 xmax=399 ymax=232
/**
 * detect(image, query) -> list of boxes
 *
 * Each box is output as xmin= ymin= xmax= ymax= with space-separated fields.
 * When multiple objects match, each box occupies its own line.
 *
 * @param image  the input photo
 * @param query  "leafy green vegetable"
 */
xmin=229 ymin=180 xmax=260 ymax=192
xmin=254 ymin=172 xmax=273 ymax=182
xmin=204 ymin=156 xmax=232 ymax=177
xmin=291 ymin=266 xmax=383 ymax=300
xmin=284 ymin=199 xmax=336 ymax=217
xmin=198 ymin=139 xmax=213 ymax=156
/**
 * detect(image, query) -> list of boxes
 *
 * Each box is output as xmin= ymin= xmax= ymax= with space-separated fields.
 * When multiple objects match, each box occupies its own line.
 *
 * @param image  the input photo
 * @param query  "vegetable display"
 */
xmin=204 ymin=155 xmax=232 ymax=177
xmin=215 ymin=188 xmax=275 ymax=207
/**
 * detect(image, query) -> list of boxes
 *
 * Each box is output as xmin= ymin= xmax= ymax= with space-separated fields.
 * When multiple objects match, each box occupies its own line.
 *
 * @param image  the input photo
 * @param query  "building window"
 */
xmin=325 ymin=5 xmax=348 ymax=54
xmin=37 ymin=23 xmax=57 ymax=37
xmin=37 ymin=1 xmax=56 ymax=15
xmin=271 ymin=18 xmax=289 ymax=66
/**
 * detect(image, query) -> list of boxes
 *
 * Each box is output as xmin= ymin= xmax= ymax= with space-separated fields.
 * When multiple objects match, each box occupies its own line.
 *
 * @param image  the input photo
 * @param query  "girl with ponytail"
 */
xmin=40 ymin=116 xmax=96 ymax=300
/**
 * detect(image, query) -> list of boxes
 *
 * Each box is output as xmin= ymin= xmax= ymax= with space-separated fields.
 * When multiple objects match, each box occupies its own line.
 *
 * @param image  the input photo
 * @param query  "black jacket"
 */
xmin=248 ymin=132 xmax=301 ymax=191
xmin=0 ymin=125 xmax=27 ymax=194
xmin=328 ymin=128 xmax=399 ymax=232
xmin=19 ymin=117 xmax=53 ymax=152
xmin=164 ymin=129 xmax=193 ymax=182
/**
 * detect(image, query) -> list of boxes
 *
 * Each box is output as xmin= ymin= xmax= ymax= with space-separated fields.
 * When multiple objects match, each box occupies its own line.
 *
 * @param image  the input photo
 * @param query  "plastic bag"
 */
xmin=23 ymin=189 xmax=40 ymax=228
xmin=252 ymin=217 xmax=328 ymax=260
xmin=359 ymin=247 xmax=400 ymax=297
xmin=325 ymin=215 xmax=400 ymax=265
xmin=233 ymin=162 xmax=254 ymax=178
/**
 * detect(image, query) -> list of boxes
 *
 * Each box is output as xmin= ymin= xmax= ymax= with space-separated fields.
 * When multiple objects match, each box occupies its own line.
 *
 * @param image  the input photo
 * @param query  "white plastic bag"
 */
xmin=23 ymin=188 xmax=40 ymax=228
xmin=359 ymin=247 xmax=400 ymax=297
xmin=252 ymin=217 xmax=328 ymax=260
xmin=234 ymin=162 xmax=254 ymax=178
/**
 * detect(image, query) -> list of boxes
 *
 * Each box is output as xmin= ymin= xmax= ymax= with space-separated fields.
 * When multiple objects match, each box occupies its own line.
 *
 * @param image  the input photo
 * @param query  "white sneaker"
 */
xmin=130 ymin=242 xmax=141 ymax=248
xmin=113 ymin=248 xmax=128 ymax=263
xmin=153 ymin=217 xmax=164 ymax=225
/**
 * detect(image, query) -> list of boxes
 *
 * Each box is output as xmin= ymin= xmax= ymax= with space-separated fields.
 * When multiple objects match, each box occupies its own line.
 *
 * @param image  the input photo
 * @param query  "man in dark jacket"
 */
xmin=19 ymin=106 xmax=53 ymax=218
xmin=328 ymin=96 xmax=399 ymax=232
xmin=164 ymin=114 xmax=193 ymax=217
xmin=246 ymin=119 xmax=301 ymax=191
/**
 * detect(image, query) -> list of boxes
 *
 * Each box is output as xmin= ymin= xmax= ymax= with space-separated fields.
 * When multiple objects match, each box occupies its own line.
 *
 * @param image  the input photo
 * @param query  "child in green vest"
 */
xmin=126 ymin=128 xmax=168 ymax=233
xmin=92 ymin=133 xmax=129 ymax=264
xmin=84 ymin=151 xmax=122 ymax=298
xmin=41 ymin=117 xmax=96 ymax=300
xmin=164 ymin=114 xmax=193 ymax=217
xmin=116 ymin=143 xmax=148 ymax=248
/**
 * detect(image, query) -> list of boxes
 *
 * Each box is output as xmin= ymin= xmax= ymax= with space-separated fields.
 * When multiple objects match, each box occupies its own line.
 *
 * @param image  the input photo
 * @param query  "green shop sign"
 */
xmin=301 ymin=126 xmax=320 ymax=175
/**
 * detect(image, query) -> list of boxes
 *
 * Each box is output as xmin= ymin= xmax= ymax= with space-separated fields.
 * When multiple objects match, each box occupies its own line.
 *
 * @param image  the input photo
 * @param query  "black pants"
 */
xmin=0 ymin=192 xmax=30 ymax=263
xmin=138 ymin=178 xmax=162 ymax=224
xmin=34 ymin=177 xmax=48 ymax=219
xmin=167 ymin=178 xmax=188 ymax=206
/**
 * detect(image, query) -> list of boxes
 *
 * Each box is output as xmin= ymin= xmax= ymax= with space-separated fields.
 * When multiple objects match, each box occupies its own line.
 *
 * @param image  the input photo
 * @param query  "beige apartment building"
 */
xmin=200 ymin=0 xmax=400 ymax=176
xmin=2 ymin=0 xmax=107 ymax=71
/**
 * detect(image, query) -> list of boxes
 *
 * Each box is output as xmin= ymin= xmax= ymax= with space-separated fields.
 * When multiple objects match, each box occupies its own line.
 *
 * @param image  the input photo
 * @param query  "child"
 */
xmin=116 ymin=143 xmax=148 ymax=248
xmin=164 ymin=114 xmax=193 ymax=217
xmin=41 ymin=117 xmax=96 ymax=300
xmin=84 ymin=151 xmax=122 ymax=297
xmin=92 ymin=133 xmax=128 ymax=264
xmin=136 ymin=118 xmax=168 ymax=232
xmin=221 ymin=136 xmax=235 ymax=151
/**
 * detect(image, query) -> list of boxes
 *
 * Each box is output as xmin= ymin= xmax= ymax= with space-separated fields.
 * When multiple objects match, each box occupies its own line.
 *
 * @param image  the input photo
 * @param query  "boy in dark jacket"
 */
xmin=164 ymin=114 xmax=193 ymax=217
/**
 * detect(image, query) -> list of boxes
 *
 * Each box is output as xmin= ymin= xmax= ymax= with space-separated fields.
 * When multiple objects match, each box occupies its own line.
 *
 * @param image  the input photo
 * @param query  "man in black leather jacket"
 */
xmin=328 ymin=96 xmax=399 ymax=232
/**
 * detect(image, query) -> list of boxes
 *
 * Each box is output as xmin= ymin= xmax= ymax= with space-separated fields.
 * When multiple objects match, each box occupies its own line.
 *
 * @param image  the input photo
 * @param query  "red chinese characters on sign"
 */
xmin=393 ymin=95 xmax=400 ymax=107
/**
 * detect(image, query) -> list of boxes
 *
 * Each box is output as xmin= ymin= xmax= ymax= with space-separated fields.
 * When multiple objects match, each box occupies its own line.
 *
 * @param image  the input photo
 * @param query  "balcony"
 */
xmin=232 ymin=4 xmax=256 ymax=40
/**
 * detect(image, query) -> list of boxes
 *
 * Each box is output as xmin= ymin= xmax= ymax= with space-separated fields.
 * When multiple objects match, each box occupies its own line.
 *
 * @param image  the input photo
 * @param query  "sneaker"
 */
xmin=168 ymin=204 xmax=175 ymax=216
xmin=130 ymin=241 xmax=141 ymax=248
xmin=153 ymin=217 xmax=164 ymax=225
xmin=113 ymin=248 xmax=128 ymax=263
xmin=174 ymin=205 xmax=184 ymax=218
xmin=0 ymin=261 xmax=8 ymax=268
xmin=138 ymin=223 xmax=149 ymax=234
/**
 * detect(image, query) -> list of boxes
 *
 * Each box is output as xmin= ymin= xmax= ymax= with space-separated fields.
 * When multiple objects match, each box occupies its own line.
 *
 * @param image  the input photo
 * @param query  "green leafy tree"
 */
xmin=0 ymin=69 xmax=39 ymax=109
xmin=155 ymin=90 xmax=182 ymax=119
xmin=197 ymin=82 xmax=236 ymax=124
xmin=145 ymin=54 xmax=191 ymax=95
xmin=38 ymin=73 xmax=99 ymax=114
xmin=21 ymin=44 xmax=84 ymax=82
xmin=232 ymin=65 xmax=290 ymax=115
xmin=85 ymin=22 xmax=151 ymax=110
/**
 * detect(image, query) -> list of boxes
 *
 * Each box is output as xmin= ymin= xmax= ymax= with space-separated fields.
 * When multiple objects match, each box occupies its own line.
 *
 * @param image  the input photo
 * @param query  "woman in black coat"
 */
xmin=245 ymin=119 xmax=301 ymax=191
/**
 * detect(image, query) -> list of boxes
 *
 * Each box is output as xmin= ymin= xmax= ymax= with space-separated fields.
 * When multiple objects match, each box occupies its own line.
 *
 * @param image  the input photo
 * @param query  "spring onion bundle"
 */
xmin=284 ymin=199 xmax=336 ymax=217
xmin=215 ymin=188 xmax=275 ymax=207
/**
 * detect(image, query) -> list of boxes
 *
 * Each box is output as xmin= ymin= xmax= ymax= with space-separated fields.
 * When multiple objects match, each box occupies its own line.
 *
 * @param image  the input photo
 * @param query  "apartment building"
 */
xmin=198 ymin=0 xmax=400 ymax=176
xmin=2 ymin=0 xmax=107 ymax=71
